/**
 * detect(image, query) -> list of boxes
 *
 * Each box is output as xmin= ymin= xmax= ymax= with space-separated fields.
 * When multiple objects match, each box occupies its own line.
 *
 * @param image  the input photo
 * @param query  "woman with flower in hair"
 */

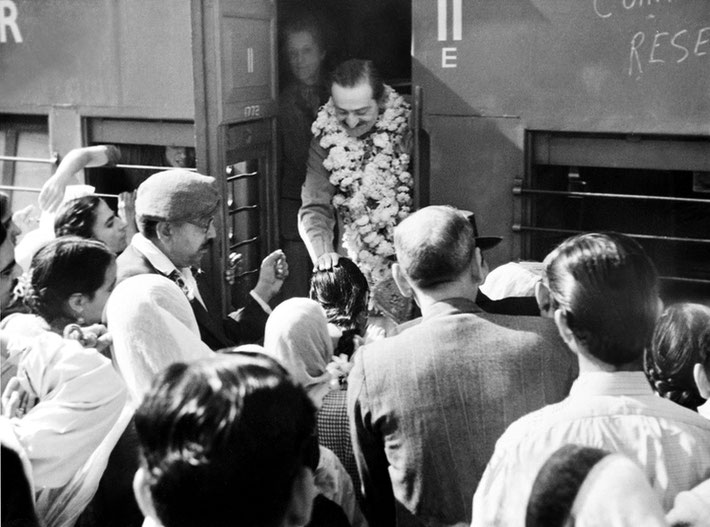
xmin=2 ymin=236 xmax=116 ymax=341
xmin=309 ymin=256 xmax=370 ymax=358
xmin=645 ymin=302 xmax=710 ymax=416
xmin=263 ymin=297 xmax=367 ymax=526
xmin=298 ymin=59 xmax=413 ymax=321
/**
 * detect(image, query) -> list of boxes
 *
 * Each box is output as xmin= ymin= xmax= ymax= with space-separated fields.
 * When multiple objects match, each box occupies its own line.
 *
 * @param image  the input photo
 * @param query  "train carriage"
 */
xmin=1 ymin=0 xmax=708 ymax=315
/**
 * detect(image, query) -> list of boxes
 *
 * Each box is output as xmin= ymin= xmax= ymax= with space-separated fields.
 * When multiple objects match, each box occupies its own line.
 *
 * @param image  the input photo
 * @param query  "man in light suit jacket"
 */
xmin=347 ymin=205 xmax=578 ymax=527
xmin=117 ymin=169 xmax=287 ymax=349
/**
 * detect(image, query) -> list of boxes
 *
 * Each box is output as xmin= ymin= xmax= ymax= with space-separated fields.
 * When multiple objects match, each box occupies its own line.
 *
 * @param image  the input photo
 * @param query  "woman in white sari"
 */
xmin=1 ymin=237 xmax=127 ymax=527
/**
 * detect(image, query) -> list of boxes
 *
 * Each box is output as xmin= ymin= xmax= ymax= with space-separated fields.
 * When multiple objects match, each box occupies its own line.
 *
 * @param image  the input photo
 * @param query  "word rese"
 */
xmin=628 ymin=26 xmax=709 ymax=76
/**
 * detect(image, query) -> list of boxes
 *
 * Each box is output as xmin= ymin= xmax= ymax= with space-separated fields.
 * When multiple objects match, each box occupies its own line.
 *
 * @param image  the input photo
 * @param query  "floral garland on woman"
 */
xmin=311 ymin=85 xmax=413 ymax=289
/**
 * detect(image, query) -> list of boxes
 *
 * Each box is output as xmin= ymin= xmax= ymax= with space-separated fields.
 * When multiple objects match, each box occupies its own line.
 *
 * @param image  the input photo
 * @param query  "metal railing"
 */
xmin=513 ymin=186 xmax=710 ymax=205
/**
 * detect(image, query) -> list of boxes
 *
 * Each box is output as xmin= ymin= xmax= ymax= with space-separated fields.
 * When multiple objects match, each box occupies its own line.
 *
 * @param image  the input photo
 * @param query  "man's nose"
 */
xmin=346 ymin=114 xmax=359 ymax=128
xmin=10 ymin=263 xmax=22 ymax=282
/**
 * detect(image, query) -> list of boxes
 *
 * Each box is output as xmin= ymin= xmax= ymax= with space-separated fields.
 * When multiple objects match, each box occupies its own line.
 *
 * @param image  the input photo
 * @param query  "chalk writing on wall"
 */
xmin=592 ymin=0 xmax=709 ymax=77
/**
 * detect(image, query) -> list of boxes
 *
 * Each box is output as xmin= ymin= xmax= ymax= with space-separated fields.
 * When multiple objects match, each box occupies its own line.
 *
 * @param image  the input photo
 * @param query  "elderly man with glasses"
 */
xmin=117 ymin=169 xmax=287 ymax=349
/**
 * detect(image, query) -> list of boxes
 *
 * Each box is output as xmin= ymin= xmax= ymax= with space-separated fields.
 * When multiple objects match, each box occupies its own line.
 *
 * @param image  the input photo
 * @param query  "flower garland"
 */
xmin=311 ymin=85 xmax=413 ymax=288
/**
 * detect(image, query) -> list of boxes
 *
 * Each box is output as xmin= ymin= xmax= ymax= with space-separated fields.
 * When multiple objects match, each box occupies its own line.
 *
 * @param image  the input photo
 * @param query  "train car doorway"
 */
xmin=274 ymin=0 xmax=413 ymax=297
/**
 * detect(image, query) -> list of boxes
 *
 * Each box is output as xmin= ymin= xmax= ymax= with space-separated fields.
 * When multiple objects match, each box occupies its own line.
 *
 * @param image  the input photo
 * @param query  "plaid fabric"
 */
xmin=317 ymin=389 xmax=361 ymax=502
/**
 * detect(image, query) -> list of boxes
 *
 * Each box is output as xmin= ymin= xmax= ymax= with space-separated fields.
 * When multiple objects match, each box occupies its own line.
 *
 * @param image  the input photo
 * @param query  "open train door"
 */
xmin=191 ymin=0 xmax=279 ymax=317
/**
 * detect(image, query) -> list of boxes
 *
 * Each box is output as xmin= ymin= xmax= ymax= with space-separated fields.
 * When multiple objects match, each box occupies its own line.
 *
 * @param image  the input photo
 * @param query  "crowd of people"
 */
xmin=1 ymin=52 xmax=709 ymax=527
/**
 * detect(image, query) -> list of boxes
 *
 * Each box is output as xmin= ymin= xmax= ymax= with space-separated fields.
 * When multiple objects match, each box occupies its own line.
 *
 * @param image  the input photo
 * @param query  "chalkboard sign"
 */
xmin=413 ymin=0 xmax=709 ymax=134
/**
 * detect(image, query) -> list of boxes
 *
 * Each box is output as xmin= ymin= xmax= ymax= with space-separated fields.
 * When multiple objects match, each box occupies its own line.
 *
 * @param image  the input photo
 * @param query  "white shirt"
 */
xmin=130 ymin=233 xmax=205 ymax=306
xmin=129 ymin=233 xmax=271 ymax=314
xmin=471 ymin=371 xmax=710 ymax=527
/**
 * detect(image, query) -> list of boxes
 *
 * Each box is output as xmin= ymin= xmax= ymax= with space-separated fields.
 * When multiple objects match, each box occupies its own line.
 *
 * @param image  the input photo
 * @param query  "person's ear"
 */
xmin=535 ymin=282 xmax=553 ymax=318
xmin=156 ymin=221 xmax=173 ymax=241
xmin=392 ymin=263 xmax=413 ymax=298
xmin=554 ymin=308 xmax=577 ymax=351
xmin=66 ymin=293 xmax=87 ymax=320
xmin=133 ymin=467 xmax=159 ymax=523
xmin=283 ymin=467 xmax=316 ymax=527
xmin=473 ymin=247 xmax=487 ymax=283
xmin=693 ymin=363 xmax=710 ymax=399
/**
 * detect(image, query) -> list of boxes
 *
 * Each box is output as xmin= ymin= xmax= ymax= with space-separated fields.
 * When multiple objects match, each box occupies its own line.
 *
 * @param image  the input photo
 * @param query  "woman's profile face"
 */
xmin=80 ymin=260 xmax=117 ymax=325
xmin=91 ymin=199 xmax=127 ymax=254
xmin=286 ymin=30 xmax=325 ymax=86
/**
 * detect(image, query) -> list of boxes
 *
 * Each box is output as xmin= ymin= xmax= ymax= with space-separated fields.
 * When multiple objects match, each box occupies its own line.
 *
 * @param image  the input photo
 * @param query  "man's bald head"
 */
xmin=394 ymin=206 xmax=477 ymax=290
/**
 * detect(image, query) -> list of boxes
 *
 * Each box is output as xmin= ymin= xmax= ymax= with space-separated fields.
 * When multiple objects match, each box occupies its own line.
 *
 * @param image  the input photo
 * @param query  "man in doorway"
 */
xmin=298 ymin=59 xmax=413 ymax=290
xmin=117 ymin=169 xmax=287 ymax=349
xmin=278 ymin=16 xmax=329 ymax=298
xmin=347 ymin=205 xmax=577 ymax=526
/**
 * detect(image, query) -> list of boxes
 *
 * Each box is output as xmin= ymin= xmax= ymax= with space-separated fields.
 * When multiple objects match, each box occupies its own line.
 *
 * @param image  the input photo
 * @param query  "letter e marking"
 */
xmin=442 ymin=47 xmax=457 ymax=68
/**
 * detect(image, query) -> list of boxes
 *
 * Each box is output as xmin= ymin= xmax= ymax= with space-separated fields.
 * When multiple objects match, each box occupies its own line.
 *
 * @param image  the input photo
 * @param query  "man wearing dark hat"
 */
xmin=458 ymin=211 xmax=541 ymax=316
xmin=117 ymin=169 xmax=286 ymax=349
xmin=347 ymin=205 xmax=577 ymax=527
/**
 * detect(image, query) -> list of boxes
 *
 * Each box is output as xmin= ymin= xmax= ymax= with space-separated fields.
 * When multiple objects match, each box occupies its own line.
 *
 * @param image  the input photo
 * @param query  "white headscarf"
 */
xmin=263 ymin=298 xmax=334 ymax=407
xmin=107 ymin=274 xmax=211 ymax=403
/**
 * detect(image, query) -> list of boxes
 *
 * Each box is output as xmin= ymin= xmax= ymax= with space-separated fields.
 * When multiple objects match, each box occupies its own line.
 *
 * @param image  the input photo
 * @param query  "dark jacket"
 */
xmin=116 ymin=244 xmax=268 ymax=350
xmin=348 ymin=297 xmax=578 ymax=527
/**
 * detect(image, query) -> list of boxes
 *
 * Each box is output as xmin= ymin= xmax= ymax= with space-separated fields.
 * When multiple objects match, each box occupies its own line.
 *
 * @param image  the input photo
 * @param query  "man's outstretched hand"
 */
xmin=315 ymin=252 xmax=341 ymax=271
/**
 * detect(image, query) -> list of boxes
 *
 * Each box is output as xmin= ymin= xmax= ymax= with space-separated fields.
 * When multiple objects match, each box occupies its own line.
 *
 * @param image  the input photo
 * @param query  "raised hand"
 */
xmin=252 ymin=249 xmax=289 ymax=303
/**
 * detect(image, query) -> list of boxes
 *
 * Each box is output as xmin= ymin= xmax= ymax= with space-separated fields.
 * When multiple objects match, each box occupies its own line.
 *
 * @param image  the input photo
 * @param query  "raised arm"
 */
xmin=39 ymin=145 xmax=121 ymax=212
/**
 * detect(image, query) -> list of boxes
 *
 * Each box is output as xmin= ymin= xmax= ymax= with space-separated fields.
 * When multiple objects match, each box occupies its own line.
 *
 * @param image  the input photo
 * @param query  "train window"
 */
xmin=0 ymin=115 xmax=51 ymax=215
xmin=84 ymin=118 xmax=197 ymax=207
xmin=517 ymin=132 xmax=710 ymax=304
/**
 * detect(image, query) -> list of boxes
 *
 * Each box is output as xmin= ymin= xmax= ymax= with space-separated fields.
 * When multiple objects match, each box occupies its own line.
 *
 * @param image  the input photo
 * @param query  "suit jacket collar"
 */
xmin=130 ymin=233 xmax=179 ymax=277
xmin=423 ymin=297 xmax=483 ymax=321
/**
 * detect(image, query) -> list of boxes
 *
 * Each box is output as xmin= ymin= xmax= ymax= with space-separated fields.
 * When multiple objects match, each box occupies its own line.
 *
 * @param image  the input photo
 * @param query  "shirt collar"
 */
xmin=130 ymin=233 xmax=181 ymax=277
xmin=569 ymin=371 xmax=654 ymax=398
xmin=423 ymin=297 xmax=483 ymax=320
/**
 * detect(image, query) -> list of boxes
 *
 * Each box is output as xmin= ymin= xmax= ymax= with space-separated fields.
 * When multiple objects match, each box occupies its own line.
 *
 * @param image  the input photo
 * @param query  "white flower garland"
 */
xmin=311 ymin=85 xmax=413 ymax=288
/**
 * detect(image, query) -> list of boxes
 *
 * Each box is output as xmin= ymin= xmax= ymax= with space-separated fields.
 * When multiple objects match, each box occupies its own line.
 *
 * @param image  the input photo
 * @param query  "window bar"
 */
xmin=114 ymin=163 xmax=197 ymax=171
xmin=230 ymin=236 xmax=259 ymax=249
xmin=659 ymin=276 xmax=710 ymax=285
xmin=226 ymin=171 xmax=258 ymax=182
xmin=511 ymin=224 xmax=710 ymax=245
xmin=229 ymin=204 xmax=259 ymax=213
xmin=236 ymin=268 xmax=260 ymax=279
xmin=0 ymin=185 xmax=117 ymax=199
xmin=513 ymin=187 xmax=710 ymax=205
xmin=0 ymin=155 xmax=196 ymax=172
xmin=0 ymin=154 xmax=59 ymax=165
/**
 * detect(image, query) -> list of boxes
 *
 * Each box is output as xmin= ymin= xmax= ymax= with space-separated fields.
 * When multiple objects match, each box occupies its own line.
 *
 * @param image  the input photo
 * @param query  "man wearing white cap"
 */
xmin=117 ymin=169 xmax=287 ymax=349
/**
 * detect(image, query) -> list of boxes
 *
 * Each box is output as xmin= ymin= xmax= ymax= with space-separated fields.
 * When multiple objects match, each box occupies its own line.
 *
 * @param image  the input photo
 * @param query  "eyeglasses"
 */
xmin=187 ymin=216 xmax=215 ymax=234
